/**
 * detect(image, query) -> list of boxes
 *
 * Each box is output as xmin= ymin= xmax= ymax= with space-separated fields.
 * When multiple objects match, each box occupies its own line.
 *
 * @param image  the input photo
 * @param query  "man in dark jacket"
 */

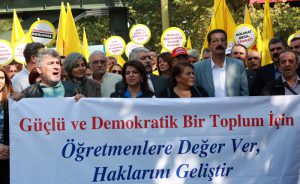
xmin=262 ymin=50 xmax=300 ymax=95
xmin=12 ymin=49 xmax=82 ymax=100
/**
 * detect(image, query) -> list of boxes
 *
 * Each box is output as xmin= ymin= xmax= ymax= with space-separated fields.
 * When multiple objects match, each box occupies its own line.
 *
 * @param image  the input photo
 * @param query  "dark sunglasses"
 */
xmin=248 ymin=57 xmax=259 ymax=61
xmin=112 ymin=70 xmax=122 ymax=74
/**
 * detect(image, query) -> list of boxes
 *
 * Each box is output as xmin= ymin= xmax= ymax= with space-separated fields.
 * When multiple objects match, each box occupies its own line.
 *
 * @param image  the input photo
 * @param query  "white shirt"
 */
xmin=211 ymin=58 xmax=227 ymax=97
xmin=100 ymin=72 xmax=122 ymax=97
xmin=12 ymin=67 xmax=30 ymax=92
xmin=147 ymin=74 xmax=154 ymax=92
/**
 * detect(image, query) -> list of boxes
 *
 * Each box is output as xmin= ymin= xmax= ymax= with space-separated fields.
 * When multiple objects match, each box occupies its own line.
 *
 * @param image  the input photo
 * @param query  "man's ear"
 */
xmin=36 ymin=66 xmax=42 ymax=74
xmin=31 ymin=55 xmax=37 ymax=63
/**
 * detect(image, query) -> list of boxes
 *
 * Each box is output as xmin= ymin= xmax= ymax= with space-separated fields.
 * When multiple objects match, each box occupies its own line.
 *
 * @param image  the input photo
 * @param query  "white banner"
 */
xmin=9 ymin=97 xmax=300 ymax=184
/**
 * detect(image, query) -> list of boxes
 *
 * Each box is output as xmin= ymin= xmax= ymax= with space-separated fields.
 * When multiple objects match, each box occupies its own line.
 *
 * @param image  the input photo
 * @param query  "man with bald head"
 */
xmin=230 ymin=44 xmax=258 ymax=96
xmin=247 ymin=50 xmax=261 ymax=71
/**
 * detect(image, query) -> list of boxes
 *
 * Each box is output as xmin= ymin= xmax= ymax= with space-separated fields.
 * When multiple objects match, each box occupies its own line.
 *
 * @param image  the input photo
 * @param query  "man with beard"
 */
xmin=262 ymin=50 xmax=300 ymax=95
xmin=230 ymin=44 xmax=258 ymax=96
xmin=194 ymin=29 xmax=248 ymax=97
xmin=13 ymin=49 xmax=82 ymax=100
xmin=127 ymin=47 xmax=168 ymax=96
xmin=89 ymin=50 xmax=122 ymax=97
xmin=256 ymin=37 xmax=290 ymax=93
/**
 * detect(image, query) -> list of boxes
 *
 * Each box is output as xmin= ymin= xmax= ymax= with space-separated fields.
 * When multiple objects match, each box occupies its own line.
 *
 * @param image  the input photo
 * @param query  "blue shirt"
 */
xmin=124 ymin=89 xmax=143 ymax=98
xmin=41 ymin=81 xmax=65 ymax=97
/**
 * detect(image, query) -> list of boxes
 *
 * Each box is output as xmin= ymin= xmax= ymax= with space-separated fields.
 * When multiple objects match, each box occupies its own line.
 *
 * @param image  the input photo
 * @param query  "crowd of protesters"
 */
xmin=0 ymin=28 xmax=300 ymax=183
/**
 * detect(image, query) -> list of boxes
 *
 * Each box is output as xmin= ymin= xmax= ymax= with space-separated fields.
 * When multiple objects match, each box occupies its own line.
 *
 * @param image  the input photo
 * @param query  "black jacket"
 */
xmin=158 ymin=85 xmax=208 ymax=98
xmin=22 ymin=81 xmax=80 ymax=98
xmin=261 ymin=79 xmax=285 ymax=96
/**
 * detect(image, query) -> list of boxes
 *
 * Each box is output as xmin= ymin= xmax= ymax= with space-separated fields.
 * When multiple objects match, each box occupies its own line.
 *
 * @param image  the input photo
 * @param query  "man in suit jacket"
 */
xmin=230 ymin=44 xmax=258 ymax=96
xmin=256 ymin=38 xmax=287 ymax=93
xmin=194 ymin=29 xmax=249 ymax=97
xmin=127 ymin=47 xmax=168 ymax=96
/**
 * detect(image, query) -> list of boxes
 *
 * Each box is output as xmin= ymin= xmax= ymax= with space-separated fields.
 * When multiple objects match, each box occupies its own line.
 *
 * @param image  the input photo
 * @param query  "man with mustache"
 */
xmin=256 ymin=37 xmax=292 ymax=93
xmin=262 ymin=50 xmax=300 ymax=95
xmin=194 ymin=29 xmax=249 ymax=97
xmin=247 ymin=50 xmax=261 ymax=71
xmin=230 ymin=44 xmax=258 ymax=96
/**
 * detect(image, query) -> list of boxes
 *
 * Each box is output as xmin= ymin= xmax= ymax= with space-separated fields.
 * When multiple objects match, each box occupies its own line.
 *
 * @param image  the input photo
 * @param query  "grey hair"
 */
xmin=36 ymin=49 xmax=60 ymax=66
xmin=129 ymin=47 xmax=149 ymax=60
xmin=89 ymin=50 xmax=107 ymax=62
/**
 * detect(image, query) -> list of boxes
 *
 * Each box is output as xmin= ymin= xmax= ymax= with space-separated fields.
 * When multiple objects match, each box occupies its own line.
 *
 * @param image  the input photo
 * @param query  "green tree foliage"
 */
xmin=250 ymin=3 xmax=300 ymax=41
xmin=69 ymin=1 xmax=300 ymax=51
xmin=0 ymin=19 xmax=12 ymax=35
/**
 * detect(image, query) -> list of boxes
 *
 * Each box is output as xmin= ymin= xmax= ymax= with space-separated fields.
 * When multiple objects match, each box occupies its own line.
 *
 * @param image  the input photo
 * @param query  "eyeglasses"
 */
xmin=91 ymin=60 xmax=106 ymax=65
xmin=248 ymin=57 xmax=260 ymax=61
xmin=111 ymin=70 xmax=122 ymax=74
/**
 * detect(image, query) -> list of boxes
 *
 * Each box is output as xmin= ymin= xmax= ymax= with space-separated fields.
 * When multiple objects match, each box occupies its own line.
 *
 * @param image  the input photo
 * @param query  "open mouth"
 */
xmin=53 ymin=72 xmax=60 ymax=76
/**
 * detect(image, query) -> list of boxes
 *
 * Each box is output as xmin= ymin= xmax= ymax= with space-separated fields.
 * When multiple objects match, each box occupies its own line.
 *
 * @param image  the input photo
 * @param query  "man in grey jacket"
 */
xmin=194 ymin=29 xmax=249 ymax=97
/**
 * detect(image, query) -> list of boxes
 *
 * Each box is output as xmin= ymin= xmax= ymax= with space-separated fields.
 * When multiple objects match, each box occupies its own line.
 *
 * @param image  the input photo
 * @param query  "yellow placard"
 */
xmin=161 ymin=27 xmax=186 ymax=52
xmin=125 ymin=41 xmax=143 ymax=58
xmin=106 ymin=36 xmax=126 ymax=56
xmin=0 ymin=40 xmax=13 ymax=66
xmin=129 ymin=24 xmax=151 ymax=45
xmin=234 ymin=24 xmax=257 ymax=49
xmin=295 ymin=30 xmax=300 ymax=38
xmin=28 ymin=20 xmax=56 ymax=46
xmin=287 ymin=34 xmax=295 ymax=46
xmin=14 ymin=42 xmax=26 ymax=64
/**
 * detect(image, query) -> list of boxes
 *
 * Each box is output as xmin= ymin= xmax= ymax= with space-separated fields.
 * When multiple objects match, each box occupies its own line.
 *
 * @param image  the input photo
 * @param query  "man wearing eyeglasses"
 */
xmin=194 ymin=29 xmax=249 ymax=97
xmin=247 ymin=50 xmax=261 ymax=71
xmin=89 ymin=50 xmax=121 ymax=97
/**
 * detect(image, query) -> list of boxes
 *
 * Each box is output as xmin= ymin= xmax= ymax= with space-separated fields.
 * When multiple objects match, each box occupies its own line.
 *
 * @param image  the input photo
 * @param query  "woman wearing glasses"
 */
xmin=109 ymin=63 xmax=122 ymax=75
xmin=110 ymin=60 xmax=155 ymax=98
xmin=159 ymin=62 xmax=208 ymax=98
xmin=64 ymin=52 xmax=101 ymax=97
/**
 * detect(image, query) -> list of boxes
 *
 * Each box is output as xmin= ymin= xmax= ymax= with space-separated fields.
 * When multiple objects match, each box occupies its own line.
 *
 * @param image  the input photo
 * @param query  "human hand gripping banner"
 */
xmin=9 ymin=97 xmax=300 ymax=184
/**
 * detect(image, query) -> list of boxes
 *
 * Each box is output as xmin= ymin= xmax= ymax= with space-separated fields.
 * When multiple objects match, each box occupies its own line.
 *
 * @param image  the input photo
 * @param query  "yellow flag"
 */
xmin=25 ymin=32 xmax=32 ymax=43
xmin=64 ymin=3 xmax=82 ymax=56
xmin=186 ymin=36 xmax=192 ymax=49
xmin=261 ymin=0 xmax=274 ymax=66
xmin=201 ymin=0 xmax=236 ymax=57
xmin=11 ymin=9 xmax=25 ymax=48
xmin=256 ymin=26 xmax=263 ymax=52
xmin=117 ymin=55 xmax=126 ymax=67
xmin=56 ymin=2 xmax=66 ymax=56
xmin=82 ymin=27 xmax=90 ymax=61
xmin=244 ymin=5 xmax=252 ymax=25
